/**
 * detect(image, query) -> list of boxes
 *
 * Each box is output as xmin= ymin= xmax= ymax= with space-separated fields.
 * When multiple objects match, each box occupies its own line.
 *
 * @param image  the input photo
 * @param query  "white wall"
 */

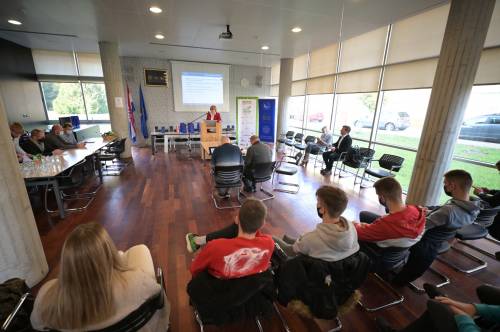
xmin=121 ymin=56 xmax=270 ymax=146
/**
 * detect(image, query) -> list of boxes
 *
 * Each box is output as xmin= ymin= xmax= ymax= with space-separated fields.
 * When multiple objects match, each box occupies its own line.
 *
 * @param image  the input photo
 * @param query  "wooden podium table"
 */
xmin=200 ymin=139 xmax=222 ymax=160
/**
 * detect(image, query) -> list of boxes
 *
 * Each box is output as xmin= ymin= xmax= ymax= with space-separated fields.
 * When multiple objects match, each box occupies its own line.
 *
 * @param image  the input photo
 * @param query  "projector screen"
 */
xmin=171 ymin=61 xmax=230 ymax=113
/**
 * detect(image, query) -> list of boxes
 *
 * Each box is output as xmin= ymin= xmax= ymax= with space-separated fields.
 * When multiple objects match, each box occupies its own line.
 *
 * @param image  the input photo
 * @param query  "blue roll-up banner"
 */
xmin=258 ymin=99 xmax=276 ymax=143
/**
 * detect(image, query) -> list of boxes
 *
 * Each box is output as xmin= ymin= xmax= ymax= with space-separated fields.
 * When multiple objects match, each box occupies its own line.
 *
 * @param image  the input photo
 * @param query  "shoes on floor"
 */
xmin=185 ymin=233 xmax=200 ymax=253
xmin=423 ymin=283 xmax=445 ymax=299
xmin=374 ymin=317 xmax=396 ymax=332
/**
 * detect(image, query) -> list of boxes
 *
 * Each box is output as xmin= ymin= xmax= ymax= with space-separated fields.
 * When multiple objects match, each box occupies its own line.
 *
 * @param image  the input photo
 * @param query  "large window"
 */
xmin=334 ymin=93 xmax=377 ymax=140
xmin=304 ymin=94 xmax=333 ymax=132
xmin=288 ymin=96 xmax=306 ymax=129
xmin=41 ymin=81 xmax=109 ymax=121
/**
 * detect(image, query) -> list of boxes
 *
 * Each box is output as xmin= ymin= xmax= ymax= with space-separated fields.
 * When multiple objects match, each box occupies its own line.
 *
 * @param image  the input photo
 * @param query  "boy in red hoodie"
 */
xmin=355 ymin=177 xmax=426 ymax=272
xmin=189 ymin=198 xmax=274 ymax=279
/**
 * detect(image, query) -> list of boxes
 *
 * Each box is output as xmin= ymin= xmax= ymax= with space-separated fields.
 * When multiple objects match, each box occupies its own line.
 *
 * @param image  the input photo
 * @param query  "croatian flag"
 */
xmin=139 ymin=85 xmax=149 ymax=139
xmin=126 ymin=84 xmax=137 ymax=144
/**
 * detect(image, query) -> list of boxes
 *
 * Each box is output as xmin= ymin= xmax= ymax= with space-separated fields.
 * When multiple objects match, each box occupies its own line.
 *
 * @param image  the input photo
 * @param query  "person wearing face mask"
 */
xmin=21 ymin=129 xmax=63 ymax=156
xmin=273 ymin=185 xmax=360 ymax=261
xmin=45 ymin=124 xmax=85 ymax=154
xmin=355 ymin=177 xmax=426 ymax=273
xmin=300 ymin=126 xmax=333 ymax=167
xmin=392 ymin=169 xmax=482 ymax=285
xmin=60 ymin=122 xmax=77 ymax=144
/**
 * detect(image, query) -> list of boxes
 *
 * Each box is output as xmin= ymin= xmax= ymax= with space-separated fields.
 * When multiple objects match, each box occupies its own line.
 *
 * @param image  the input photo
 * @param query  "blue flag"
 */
xmin=139 ymin=85 xmax=149 ymax=139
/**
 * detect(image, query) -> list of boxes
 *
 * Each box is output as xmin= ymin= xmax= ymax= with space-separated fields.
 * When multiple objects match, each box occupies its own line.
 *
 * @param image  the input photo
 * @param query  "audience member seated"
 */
xmin=186 ymin=199 xmax=275 ymax=324
xmin=10 ymin=122 xmax=31 ymax=161
xmin=206 ymin=105 xmax=222 ymax=122
xmin=45 ymin=124 xmax=85 ymax=154
xmin=321 ymin=125 xmax=352 ymax=176
xmin=243 ymin=135 xmax=273 ymax=192
xmin=31 ymin=223 xmax=170 ymax=331
xmin=355 ymin=177 xmax=426 ymax=273
xmin=473 ymin=160 xmax=500 ymax=208
xmin=393 ymin=170 xmax=481 ymax=285
xmin=211 ymin=136 xmax=243 ymax=198
xmin=21 ymin=129 xmax=63 ymax=156
xmin=300 ymin=126 xmax=333 ymax=166
xmin=60 ymin=122 xmax=78 ymax=144
xmin=272 ymin=185 xmax=369 ymax=319
xmin=376 ymin=283 xmax=500 ymax=332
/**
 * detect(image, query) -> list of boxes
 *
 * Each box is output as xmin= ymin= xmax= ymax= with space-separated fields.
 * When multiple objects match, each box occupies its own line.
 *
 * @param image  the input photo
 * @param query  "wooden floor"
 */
xmin=31 ymin=146 xmax=500 ymax=332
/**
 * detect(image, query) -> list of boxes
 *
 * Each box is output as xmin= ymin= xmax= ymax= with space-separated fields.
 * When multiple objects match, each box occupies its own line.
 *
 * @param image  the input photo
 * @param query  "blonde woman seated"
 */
xmin=31 ymin=223 xmax=170 ymax=331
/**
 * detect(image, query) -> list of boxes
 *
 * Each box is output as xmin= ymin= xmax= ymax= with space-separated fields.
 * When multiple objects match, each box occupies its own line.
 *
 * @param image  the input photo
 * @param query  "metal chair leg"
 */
xmin=459 ymin=239 xmax=499 ymax=260
xmin=193 ymin=309 xmax=204 ymax=332
xmin=273 ymin=303 xmax=291 ymax=332
xmin=327 ymin=317 xmax=342 ymax=332
xmin=436 ymin=245 xmax=488 ymax=274
xmin=255 ymin=316 xmax=264 ymax=332
xmin=259 ymin=183 xmax=275 ymax=201
xmin=272 ymin=172 xmax=300 ymax=194
xmin=212 ymin=188 xmax=244 ymax=210
xmin=408 ymin=267 xmax=451 ymax=293
xmin=358 ymin=273 xmax=404 ymax=312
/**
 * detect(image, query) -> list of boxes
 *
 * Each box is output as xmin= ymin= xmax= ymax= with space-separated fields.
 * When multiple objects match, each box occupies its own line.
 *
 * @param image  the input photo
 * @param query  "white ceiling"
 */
xmin=0 ymin=0 xmax=448 ymax=67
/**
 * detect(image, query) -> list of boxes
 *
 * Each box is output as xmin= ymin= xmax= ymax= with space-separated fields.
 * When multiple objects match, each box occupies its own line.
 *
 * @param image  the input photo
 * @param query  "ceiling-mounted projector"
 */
xmin=219 ymin=25 xmax=233 ymax=39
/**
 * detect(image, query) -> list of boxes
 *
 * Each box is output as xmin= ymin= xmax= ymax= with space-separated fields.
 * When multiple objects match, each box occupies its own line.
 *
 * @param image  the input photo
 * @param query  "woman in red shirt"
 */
xmin=206 ymin=105 xmax=222 ymax=122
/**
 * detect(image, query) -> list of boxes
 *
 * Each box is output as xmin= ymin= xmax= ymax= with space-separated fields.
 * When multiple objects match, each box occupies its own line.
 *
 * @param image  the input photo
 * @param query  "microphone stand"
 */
xmin=187 ymin=112 xmax=209 ymax=159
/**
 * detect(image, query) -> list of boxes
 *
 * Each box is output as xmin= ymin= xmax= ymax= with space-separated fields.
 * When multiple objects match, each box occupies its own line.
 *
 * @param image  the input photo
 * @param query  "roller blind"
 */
xmin=306 ymin=76 xmax=335 ymax=94
xmin=292 ymin=54 xmax=309 ymax=81
xmin=336 ymin=68 xmax=381 ymax=93
xmin=271 ymin=63 xmax=280 ymax=85
xmin=32 ymin=49 xmax=78 ymax=76
xmin=382 ymin=58 xmax=438 ymax=90
xmin=270 ymin=84 xmax=279 ymax=97
xmin=387 ymin=4 xmax=450 ymax=64
xmin=339 ymin=26 xmax=387 ymax=72
xmin=76 ymin=52 xmax=103 ymax=77
xmin=291 ymin=80 xmax=306 ymax=96
xmin=308 ymin=44 xmax=338 ymax=78
xmin=485 ymin=1 xmax=500 ymax=47
xmin=474 ymin=47 xmax=500 ymax=84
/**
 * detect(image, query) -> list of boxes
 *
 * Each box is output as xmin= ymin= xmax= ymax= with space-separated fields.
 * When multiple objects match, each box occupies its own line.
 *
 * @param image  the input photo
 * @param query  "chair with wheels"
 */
xmin=249 ymin=162 xmax=276 ymax=201
xmin=360 ymin=154 xmax=404 ymax=188
xmin=211 ymin=165 xmax=246 ymax=209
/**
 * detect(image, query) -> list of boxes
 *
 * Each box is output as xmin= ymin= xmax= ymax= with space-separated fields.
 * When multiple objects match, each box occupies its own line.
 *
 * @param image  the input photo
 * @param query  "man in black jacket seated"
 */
xmin=21 ymin=129 xmax=63 ymax=156
xmin=211 ymin=136 xmax=243 ymax=198
xmin=44 ymin=124 xmax=85 ymax=154
xmin=321 ymin=125 xmax=353 ymax=176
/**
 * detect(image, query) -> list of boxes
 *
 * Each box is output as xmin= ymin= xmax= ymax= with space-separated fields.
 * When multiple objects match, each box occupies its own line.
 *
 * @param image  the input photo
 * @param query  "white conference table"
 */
xmin=20 ymin=138 xmax=114 ymax=218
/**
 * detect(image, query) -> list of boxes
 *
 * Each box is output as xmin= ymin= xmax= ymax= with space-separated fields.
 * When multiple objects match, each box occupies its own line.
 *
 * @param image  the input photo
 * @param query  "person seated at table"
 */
xmin=10 ymin=122 xmax=31 ymax=160
xmin=321 ymin=125 xmax=352 ymax=175
xmin=355 ymin=177 xmax=426 ymax=273
xmin=211 ymin=136 xmax=243 ymax=198
xmin=45 ymin=124 xmax=85 ymax=154
xmin=31 ymin=222 xmax=170 ymax=331
xmin=187 ymin=199 xmax=274 ymax=279
xmin=273 ymin=185 xmax=360 ymax=261
xmin=300 ymin=126 xmax=333 ymax=166
xmin=21 ymin=129 xmax=63 ymax=156
xmin=243 ymin=135 xmax=273 ymax=192
xmin=206 ymin=105 xmax=221 ymax=122
xmin=60 ymin=122 xmax=78 ymax=144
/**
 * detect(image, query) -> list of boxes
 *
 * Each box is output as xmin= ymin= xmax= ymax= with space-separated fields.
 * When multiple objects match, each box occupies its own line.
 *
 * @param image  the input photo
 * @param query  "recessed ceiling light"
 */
xmin=149 ymin=6 xmax=162 ymax=13
xmin=8 ymin=19 xmax=22 ymax=25
xmin=291 ymin=26 xmax=302 ymax=33
xmin=261 ymin=45 xmax=269 ymax=50
xmin=155 ymin=34 xmax=165 ymax=40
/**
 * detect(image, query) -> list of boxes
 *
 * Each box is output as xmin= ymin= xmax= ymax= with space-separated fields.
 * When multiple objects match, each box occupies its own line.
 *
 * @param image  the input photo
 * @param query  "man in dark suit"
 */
xmin=321 ymin=125 xmax=352 ymax=175
xmin=211 ymin=136 xmax=244 ymax=198
xmin=243 ymin=135 xmax=272 ymax=192
xmin=44 ymin=124 xmax=85 ymax=154
xmin=21 ymin=129 xmax=63 ymax=156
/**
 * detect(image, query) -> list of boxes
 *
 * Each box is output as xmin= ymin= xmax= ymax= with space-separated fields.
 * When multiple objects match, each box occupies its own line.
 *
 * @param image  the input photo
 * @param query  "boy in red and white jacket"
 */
xmin=355 ymin=177 xmax=426 ymax=272
xmin=187 ymin=199 xmax=274 ymax=279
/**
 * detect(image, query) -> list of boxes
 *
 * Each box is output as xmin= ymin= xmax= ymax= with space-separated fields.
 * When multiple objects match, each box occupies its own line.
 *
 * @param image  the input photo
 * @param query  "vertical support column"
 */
xmin=99 ymin=41 xmax=131 ymax=158
xmin=407 ymin=0 xmax=495 ymax=205
xmin=276 ymin=58 xmax=293 ymax=145
xmin=0 ymin=94 xmax=48 ymax=287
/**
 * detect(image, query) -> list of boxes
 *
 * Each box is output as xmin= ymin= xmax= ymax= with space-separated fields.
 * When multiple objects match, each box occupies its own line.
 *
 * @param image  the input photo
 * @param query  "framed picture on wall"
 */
xmin=144 ymin=68 xmax=168 ymax=87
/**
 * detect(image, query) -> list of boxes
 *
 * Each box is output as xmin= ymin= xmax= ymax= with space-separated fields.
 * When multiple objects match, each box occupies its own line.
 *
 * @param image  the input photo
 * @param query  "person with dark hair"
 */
xmin=60 ymin=122 xmax=77 ymax=144
xmin=393 ymin=169 xmax=482 ymax=285
xmin=355 ymin=177 xmax=426 ymax=272
xmin=274 ymin=185 xmax=360 ymax=261
xmin=187 ymin=199 xmax=274 ymax=279
xmin=21 ymin=129 xmax=63 ymax=156
xmin=321 ymin=125 xmax=352 ymax=176
xmin=45 ymin=124 xmax=85 ymax=154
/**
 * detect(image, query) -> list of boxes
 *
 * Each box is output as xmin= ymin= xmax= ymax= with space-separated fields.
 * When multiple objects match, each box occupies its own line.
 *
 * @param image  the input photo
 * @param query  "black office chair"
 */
xmin=272 ymin=159 xmax=299 ymax=194
xmin=277 ymin=131 xmax=294 ymax=145
xmin=361 ymin=154 xmax=404 ymax=188
xmin=211 ymin=165 xmax=246 ymax=209
xmin=338 ymin=148 xmax=375 ymax=185
xmin=250 ymin=161 xmax=276 ymax=201
xmin=100 ymin=138 xmax=129 ymax=175
xmin=294 ymin=135 xmax=315 ymax=151
xmin=286 ymin=133 xmax=304 ymax=156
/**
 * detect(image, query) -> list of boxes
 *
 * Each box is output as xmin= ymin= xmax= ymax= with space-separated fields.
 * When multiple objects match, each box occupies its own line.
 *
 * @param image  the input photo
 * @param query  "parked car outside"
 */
xmin=354 ymin=111 xmax=410 ymax=131
xmin=308 ymin=112 xmax=325 ymax=123
xmin=459 ymin=113 xmax=500 ymax=143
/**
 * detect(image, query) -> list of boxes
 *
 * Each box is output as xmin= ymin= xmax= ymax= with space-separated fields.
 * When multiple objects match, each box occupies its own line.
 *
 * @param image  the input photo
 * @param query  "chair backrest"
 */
xmin=111 ymin=138 xmax=127 ymax=154
xmin=213 ymin=165 xmax=243 ymax=187
xmin=294 ymin=133 xmax=304 ymax=143
xmin=285 ymin=131 xmax=294 ymax=139
xmin=188 ymin=123 xmax=195 ymax=134
xmin=179 ymin=123 xmax=187 ymax=134
xmin=475 ymin=206 xmax=500 ymax=228
xmin=304 ymin=136 xmax=316 ymax=144
xmin=379 ymin=154 xmax=404 ymax=172
xmin=344 ymin=147 xmax=375 ymax=168
xmin=252 ymin=162 xmax=276 ymax=182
